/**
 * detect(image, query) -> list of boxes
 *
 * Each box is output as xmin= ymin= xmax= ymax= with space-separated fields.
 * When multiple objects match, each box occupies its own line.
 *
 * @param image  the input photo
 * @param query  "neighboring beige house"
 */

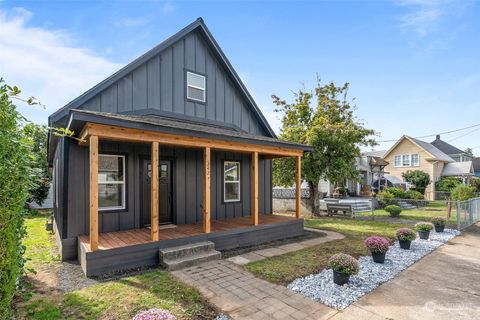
xmin=382 ymin=135 xmax=474 ymax=199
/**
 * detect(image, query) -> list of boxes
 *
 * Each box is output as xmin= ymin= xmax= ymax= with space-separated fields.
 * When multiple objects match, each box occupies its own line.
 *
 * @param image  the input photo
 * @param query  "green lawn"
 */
xmin=245 ymin=217 xmax=410 ymax=285
xmin=15 ymin=212 xmax=215 ymax=320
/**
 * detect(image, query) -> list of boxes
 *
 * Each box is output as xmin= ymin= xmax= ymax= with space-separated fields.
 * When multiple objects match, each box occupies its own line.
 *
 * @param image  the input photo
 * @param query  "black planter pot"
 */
xmin=418 ymin=230 xmax=430 ymax=240
xmin=333 ymin=270 xmax=350 ymax=285
xmin=434 ymin=224 xmax=445 ymax=233
xmin=399 ymin=239 xmax=411 ymax=250
xmin=371 ymin=251 xmax=386 ymax=263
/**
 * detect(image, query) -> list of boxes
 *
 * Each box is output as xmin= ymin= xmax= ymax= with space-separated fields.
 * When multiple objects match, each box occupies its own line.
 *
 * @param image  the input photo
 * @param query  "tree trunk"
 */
xmin=308 ymin=182 xmax=320 ymax=215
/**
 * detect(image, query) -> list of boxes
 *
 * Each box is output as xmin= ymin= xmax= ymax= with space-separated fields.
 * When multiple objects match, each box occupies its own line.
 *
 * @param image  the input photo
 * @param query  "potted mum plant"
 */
xmin=396 ymin=228 xmax=416 ymax=249
xmin=364 ymin=236 xmax=390 ymax=263
xmin=431 ymin=216 xmax=447 ymax=232
xmin=415 ymin=222 xmax=434 ymax=240
xmin=328 ymin=253 xmax=359 ymax=285
xmin=133 ymin=308 xmax=176 ymax=320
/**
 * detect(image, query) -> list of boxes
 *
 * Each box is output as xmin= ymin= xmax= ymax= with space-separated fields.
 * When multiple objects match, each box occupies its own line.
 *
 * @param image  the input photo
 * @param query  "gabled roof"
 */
xmin=430 ymin=135 xmax=465 ymax=155
xmin=362 ymin=150 xmax=387 ymax=158
xmin=48 ymin=18 xmax=276 ymax=138
xmin=441 ymin=161 xmax=474 ymax=177
xmin=383 ymin=135 xmax=454 ymax=162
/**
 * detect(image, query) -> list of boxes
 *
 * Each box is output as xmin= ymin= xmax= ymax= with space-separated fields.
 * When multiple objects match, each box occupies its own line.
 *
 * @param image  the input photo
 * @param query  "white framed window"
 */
xmin=402 ymin=154 xmax=410 ymax=167
xmin=98 ymin=155 xmax=126 ymax=211
xmin=394 ymin=155 xmax=402 ymax=167
xmin=186 ymin=71 xmax=206 ymax=102
xmin=224 ymin=161 xmax=240 ymax=202
xmin=411 ymin=154 xmax=420 ymax=166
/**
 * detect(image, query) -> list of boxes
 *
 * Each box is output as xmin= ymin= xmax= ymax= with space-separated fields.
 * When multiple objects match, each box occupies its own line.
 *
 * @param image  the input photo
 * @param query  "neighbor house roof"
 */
xmin=441 ymin=161 xmax=474 ymax=177
xmin=362 ymin=150 xmax=387 ymax=158
xmin=383 ymin=135 xmax=454 ymax=163
xmin=430 ymin=135 xmax=465 ymax=155
xmin=48 ymin=18 xmax=276 ymax=138
xmin=66 ymin=110 xmax=313 ymax=152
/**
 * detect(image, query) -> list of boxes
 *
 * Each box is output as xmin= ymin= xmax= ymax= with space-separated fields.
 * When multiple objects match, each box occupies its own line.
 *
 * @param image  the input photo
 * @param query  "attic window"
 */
xmin=186 ymin=71 xmax=206 ymax=103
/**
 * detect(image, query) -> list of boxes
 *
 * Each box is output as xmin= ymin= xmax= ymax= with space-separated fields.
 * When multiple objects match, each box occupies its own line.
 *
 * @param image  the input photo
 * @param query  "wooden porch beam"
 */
xmin=89 ymin=135 xmax=99 ymax=251
xmin=252 ymin=151 xmax=259 ymax=225
xmin=203 ymin=147 xmax=211 ymax=233
xmin=295 ymin=155 xmax=301 ymax=219
xmin=151 ymin=142 xmax=159 ymax=241
xmin=79 ymin=123 xmax=304 ymax=158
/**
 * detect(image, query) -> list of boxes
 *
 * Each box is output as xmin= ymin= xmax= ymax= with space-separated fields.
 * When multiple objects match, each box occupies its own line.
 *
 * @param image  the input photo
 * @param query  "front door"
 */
xmin=142 ymin=158 xmax=173 ymax=226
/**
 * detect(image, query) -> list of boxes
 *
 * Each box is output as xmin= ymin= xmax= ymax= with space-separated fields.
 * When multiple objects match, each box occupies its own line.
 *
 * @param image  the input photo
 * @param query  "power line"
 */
xmin=447 ymin=127 xmax=480 ymax=143
xmin=376 ymin=123 xmax=480 ymax=143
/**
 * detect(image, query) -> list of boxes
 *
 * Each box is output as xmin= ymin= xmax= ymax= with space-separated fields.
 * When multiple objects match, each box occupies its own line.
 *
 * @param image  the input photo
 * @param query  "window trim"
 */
xmin=223 ymin=160 xmax=241 ymax=203
xmin=98 ymin=154 xmax=126 ymax=211
xmin=185 ymin=70 xmax=207 ymax=103
xmin=393 ymin=153 xmax=420 ymax=168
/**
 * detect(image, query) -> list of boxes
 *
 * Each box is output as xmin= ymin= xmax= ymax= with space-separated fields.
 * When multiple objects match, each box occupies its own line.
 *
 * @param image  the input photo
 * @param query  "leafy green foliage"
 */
xmin=401 ymin=170 xmax=430 ymax=194
xmin=431 ymin=216 xmax=447 ymax=227
xmin=414 ymin=222 xmax=434 ymax=232
xmin=385 ymin=205 xmax=402 ymax=217
xmin=271 ymin=79 xmax=376 ymax=212
xmin=24 ymin=124 xmax=50 ymax=206
xmin=384 ymin=187 xmax=407 ymax=198
xmin=405 ymin=190 xmax=424 ymax=200
xmin=451 ymin=184 xmax=477 ymax=201
xmin=0 ymin=80 xmax=35 ymax=318
xmin=469 ymin=177 xmax=480 ymax=192
xmin=435 ymin=177 xmax=462 ymax=193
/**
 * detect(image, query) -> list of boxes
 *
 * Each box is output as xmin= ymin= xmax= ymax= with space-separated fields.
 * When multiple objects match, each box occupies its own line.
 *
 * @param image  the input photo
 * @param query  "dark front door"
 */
xmin=142 ymin=159 xmax=173 ymax=226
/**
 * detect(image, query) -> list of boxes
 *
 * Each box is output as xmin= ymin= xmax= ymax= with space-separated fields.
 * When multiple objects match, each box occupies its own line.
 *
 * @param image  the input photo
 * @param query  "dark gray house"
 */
xmin=48 ymin=18 xmax=311 ymax=276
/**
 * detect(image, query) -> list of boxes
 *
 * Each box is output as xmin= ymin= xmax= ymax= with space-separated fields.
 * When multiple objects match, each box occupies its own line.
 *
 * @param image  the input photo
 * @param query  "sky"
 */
xmin=1 ymin=0 xmax=479 ymax=154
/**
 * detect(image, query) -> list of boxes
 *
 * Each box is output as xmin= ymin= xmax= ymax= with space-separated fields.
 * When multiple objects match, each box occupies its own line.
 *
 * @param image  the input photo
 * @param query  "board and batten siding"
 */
xmin=79 ymin=31 xmax=266 ymax=136
xmin=64 ymin=139 xmax=272 ymax=239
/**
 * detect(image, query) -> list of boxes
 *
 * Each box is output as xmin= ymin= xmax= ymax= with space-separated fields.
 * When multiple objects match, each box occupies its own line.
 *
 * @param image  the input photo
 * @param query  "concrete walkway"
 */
xmin=172 ymin=260 xmax=337 ymax=319
xmin=226 ymin=228 xmax=345 ymax=265
xmin=331 ymin=223 xmax=480 ymax=320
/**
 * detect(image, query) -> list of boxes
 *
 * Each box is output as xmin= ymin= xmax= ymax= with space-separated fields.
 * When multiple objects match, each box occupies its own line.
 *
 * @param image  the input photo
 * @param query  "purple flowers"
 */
xmin=396 ymin=228 xmax=416 ymax=241
xmin=328 ymin=253 xmax=359 ymax=276
xmin=364 ymin=236 xmax=390 ymax=253
xmin=132 ymin=309 xmax=177 ymax=320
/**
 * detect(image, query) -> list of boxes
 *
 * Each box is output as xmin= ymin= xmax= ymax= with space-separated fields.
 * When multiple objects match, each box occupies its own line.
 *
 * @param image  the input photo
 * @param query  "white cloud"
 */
xmin=114 ymin=17 xmax=150 ymax=28
xmin=395 ymin=0 xmax=473 ymax=36
xmin=0 ymin=8 xmax=121 ymax=124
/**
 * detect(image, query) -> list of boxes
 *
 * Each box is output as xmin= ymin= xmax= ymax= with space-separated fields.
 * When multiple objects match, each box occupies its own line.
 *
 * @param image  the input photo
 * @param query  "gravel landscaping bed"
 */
xmin=288 ymin=229 xmax=460 ymax=309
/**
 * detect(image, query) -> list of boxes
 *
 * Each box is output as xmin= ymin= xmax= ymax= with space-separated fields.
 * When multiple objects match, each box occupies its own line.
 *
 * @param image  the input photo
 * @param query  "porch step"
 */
xmin=159 ymin=241 xmax=221 ymax=271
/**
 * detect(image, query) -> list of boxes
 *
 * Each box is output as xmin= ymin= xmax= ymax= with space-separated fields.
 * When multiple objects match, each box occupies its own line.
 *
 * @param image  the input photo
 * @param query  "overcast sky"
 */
xmin=1 ymin=0 xmax=479 ymax=154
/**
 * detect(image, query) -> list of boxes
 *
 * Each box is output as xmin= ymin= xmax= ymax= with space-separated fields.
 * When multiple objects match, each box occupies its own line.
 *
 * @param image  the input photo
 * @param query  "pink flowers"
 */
xmin=328 ymin=253 xmax=360 ymax=276
xmin=396 ymin=228 xmax=416 ymax=241
xmin=364 ymin=236 xmax=390 ymax=253
xmin=132 ymin=309 xmax=177 ymax=320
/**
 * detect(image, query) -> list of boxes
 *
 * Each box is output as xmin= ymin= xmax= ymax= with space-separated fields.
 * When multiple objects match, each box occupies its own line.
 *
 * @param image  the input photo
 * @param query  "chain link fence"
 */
xmin=272 ymin=188 xmax=310 ymax=199
xmin=456 ymin=197 xmax=480 ymax=230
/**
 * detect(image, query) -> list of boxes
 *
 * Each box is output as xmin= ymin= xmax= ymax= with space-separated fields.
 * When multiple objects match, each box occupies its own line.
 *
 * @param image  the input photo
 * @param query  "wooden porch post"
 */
xmin=89 ymin=135 xmax=99 ymax=251
xmin=203 ymin=147 xmax=211 ymax=233
xmin=295 ymin=155 xmax=302 ymax=219
xmin=252 ymin=151 xmax=259 ymax=225
xmin=151 ymin=142 xmax=159 ymax=241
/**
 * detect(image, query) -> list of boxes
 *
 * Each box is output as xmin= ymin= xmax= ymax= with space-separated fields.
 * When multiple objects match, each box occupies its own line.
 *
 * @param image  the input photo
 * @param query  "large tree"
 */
xmin=272 ymin=79 xmax=376 ymax=213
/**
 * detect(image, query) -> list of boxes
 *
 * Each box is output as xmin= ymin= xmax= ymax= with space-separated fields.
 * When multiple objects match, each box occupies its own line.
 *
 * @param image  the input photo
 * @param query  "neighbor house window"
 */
xmin=394 ymin=155 xmax=402 ymax=167
xmin=411 ymin=154 xmax=420 ymax=166
xmin=224 ymin=161 xmax=240 ymax=202
xmin=98 ymin=155 xmax=126 ymax=210
xmin=394 ymin=154 xmax=420 ymax=167
xmin=186 ymin=71 xmax=206 ymax=102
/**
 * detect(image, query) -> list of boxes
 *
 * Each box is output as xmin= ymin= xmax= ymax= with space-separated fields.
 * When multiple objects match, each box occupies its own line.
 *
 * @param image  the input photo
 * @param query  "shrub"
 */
xmin=451 ymin=185 xmax=476 ymax=201
xmin=431 ymin=216 xmax=447 ymax=226
xmin=402 ymin=170 xmax=431 ymax=194
xmin=328 ymin=253 xmax=359 ymax=276
xmin=385 ymin=205 xmax=402 ymax=217
xmin=435 ymin=177 xmax=462 ymax=193
xmin=415 ymin=222 xmax=434 ymax=232
xmin=396 ymin=228 xmax=416 ymax=241
xmin=364 ymin=236 xmax=390 ymax=253
xmin=132 ymin=308 xmax=177 ymax=320
xmin=384 ymin=187 xmax=407 ymax=199
xmin=405 ymin=190 xmax=424 ymax=200
xmin=0 ymin=82 xmax=34 ymax=318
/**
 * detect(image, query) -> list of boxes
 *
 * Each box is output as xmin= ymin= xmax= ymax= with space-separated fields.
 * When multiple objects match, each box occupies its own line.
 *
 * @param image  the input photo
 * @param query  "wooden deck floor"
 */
xmin=79 ymin=214 xmax=295 ymax=252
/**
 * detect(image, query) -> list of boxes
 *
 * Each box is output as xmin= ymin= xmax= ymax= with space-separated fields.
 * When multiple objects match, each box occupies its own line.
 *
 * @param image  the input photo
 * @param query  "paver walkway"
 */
xmin=226 ymin=228 xmax=344 ymax=265
xmin=331 ymin=223 xmax=480 ymax=320
xmin=172 ymin=260 xmax=337 ymax=319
